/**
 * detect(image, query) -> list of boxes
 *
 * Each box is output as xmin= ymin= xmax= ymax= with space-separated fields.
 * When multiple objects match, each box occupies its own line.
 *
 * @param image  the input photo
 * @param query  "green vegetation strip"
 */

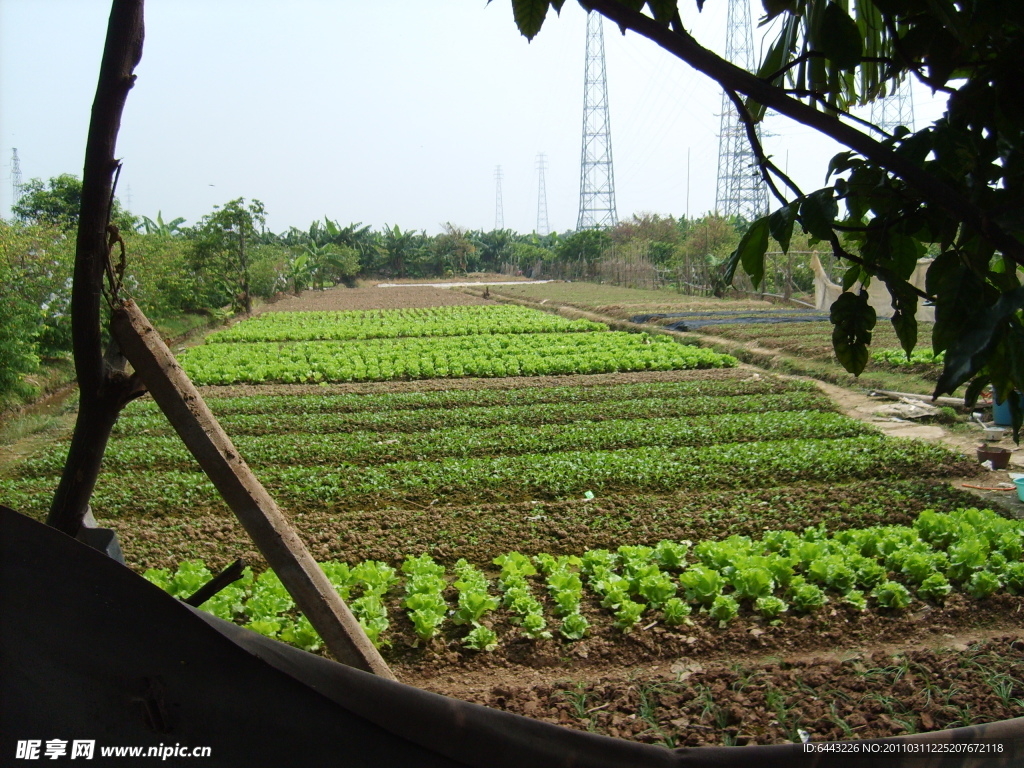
xmin=111 ymin=391 xmax=834 ymax=438
xmin=125 ymin=376 xmax=819 ymax=417
xmin=25 ymin=412 xmax=873 ymax=475
xmin=871 ymin=349 xmax=945 ymax=366
xmin=0 ymin=435 xmax=971 ymax=514
xmin=179 ymin=333 xmax=736 ymax=385
xmin=145 ymin=507 xmax=1024 ymax=652
xmin=206 ymin=305 xmax=606 ymax=343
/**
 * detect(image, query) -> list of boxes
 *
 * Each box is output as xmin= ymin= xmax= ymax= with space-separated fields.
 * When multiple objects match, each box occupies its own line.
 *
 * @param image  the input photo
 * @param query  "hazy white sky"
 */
xmin=0 ymin=1 xmax=947 ymax=235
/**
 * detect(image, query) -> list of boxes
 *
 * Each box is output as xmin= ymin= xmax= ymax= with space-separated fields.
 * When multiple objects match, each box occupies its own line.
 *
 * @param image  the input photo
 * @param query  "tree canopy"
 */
xmin=511 ymin=0 xmax=1023 ymax=438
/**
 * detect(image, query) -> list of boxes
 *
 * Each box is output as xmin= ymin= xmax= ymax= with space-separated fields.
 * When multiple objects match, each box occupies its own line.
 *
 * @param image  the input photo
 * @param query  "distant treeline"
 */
xmin=1 ymin=173 xmax=816 ymax=404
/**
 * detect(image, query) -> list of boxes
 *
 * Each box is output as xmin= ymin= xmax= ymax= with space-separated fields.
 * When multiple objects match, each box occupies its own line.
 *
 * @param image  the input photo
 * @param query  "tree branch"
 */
xmin=583 ymin=0 xmax=1024 ymax=267
xmin=722 ymin=88 xmax=803 ymax=206
xmin=47 ymin=0 xmax=145 ymax=536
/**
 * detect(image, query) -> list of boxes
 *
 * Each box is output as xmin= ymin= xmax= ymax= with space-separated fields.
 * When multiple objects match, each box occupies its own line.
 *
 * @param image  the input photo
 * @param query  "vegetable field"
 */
xmin=474 ymin=282 xmax=951 ymax=395
xmin=178 ymin=305 xmax=735 ymax=385
xmin=5 ymin=286 xmax=1021 ymax=748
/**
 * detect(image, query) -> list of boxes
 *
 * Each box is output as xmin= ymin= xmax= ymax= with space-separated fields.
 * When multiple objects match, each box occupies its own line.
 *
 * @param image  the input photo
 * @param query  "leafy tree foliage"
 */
xmin=432 ymin=223 xmax=477 ymax=276
xmin=556 ymin=228 xmax=613 ymax=265
xmin=509 ymin=0 xmax=1024 ymax=438
xmin=13 ymin=173 xmax=135 ymax=232
xmin=138 ymin=211 xmax=186 ymax=237
xmin=189 ymin=198 xmax=267 ymax=313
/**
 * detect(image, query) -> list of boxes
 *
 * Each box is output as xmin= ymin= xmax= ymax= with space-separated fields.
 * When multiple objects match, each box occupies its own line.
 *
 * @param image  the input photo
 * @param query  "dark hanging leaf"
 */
xmin=736 ymin=216 xmax=771 ymax=289
xmin=886 ymin=279 xmax=919 ymax=358
xmin=963 ymin=375 xmax=991 ymax=409
xmin=887 ymin=232 xmax=925 ymax=281
xmin=830 ymin=290 xmax=876 ymax=376
xmin=933 ymin=285 xmax=1024 ymax=397
xmin=511 ymin=0 xmax=550 ymax=40
xmin=925 ymin=250 xmax=968 ymax=353
xmin=645 ymin=0 xmax=677 ymax=24
xmin=841 ymin=265 xmax=862 ymax=292
xmin=721 ymin=247 xmax=742 ymax=288
xmin=827 ymin=151 xmax=856 ymax=180
xmin=799 ymin=188 xmax=838 ymax=241
xmin=550 ymin=0 xmax=566 ymax=11
xmin=979 ymin=320 xmax=1024 ymax=443
xmin=761 ymin=0 xmax=799 ymax=24
xmin=924 ymin=28 xmax=962 ymax=86
xmin=768 ymin=204 xmax=796 ymax=253
xmin=820 ymin=2 xmax=862 ymax=70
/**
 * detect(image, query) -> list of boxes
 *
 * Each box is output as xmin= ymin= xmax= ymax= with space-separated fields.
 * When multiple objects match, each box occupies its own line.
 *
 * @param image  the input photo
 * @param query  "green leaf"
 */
xmin=841 ymin=265 xmax=862 ymax=292
xmin=768 ymin=205 xmax=796 ymax=253
xmin=964 ymin=375 xmax=991 ymax=409
xmin=511 ymin=0 xmax=550 ymax=40
xmin=934 ymin=286 xmax=1024 ymax=397
xmin=733 ymin=216 xmax=771 ymax=289
xmin=830 ymin=291 xmax=876 ymax=376
xmin=827 ymin=151 xmax=856 ymax=180
xmin=819 ymin=3 xmax=862 ymax=70
xmin=799 ymin=188 xmax=838 ymax=242
xmin=885 ymin=279 xmax=919 ymax=358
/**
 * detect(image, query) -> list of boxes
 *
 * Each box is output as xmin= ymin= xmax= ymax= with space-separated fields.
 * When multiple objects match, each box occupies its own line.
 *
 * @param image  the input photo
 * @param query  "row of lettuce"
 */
xmin=178 ymin=332 xmax=735 ymax=385
xmin=1 ymin=435 xmax=970 ymax=514
xmin=147 ymin=507 xmax=1024 ymax=653
xmin=204 ymin=305 xmax=606 ymax=342
xmin=176 ymin=305 xmax=738 ymax=385
xmin=2 ymin=372 xmax=974 ymax=513
xmin=19 ymin=411 xmax=874 ymax=475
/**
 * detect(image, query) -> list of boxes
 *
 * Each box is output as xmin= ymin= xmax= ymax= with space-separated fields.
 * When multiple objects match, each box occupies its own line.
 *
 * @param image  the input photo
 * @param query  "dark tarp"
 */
xmin=2 ymin=504 xmax=1021 ymax=767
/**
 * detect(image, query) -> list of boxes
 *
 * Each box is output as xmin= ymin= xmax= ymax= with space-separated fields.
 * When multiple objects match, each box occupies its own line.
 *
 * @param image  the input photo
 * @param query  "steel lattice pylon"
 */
xmin=715 ymin=0 xmax=769 ymax=222
xmin=10 ymin=148 xmax=23 ymax=214
xmin=536 ymin=153 xmax=550 ymax=235
xmin=870 ymin=76 xmax=915 ymax=136
xmin=577 ymin=11 xmax=617 ymax=230
xmin=494 ymin=165 xmax=504 ymax=231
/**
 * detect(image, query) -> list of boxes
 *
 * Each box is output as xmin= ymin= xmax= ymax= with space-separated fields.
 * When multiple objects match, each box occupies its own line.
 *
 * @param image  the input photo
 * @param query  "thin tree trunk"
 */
xmin=47 ymin=0 xmax=146 ymax=536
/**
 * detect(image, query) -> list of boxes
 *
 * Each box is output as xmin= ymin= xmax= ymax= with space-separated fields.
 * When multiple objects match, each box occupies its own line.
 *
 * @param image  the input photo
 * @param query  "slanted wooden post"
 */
xmin=110 ymin=299 xmax=394 ymax=679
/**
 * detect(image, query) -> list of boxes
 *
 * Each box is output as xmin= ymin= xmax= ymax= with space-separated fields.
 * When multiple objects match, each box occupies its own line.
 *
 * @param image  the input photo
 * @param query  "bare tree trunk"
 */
xmin=47 ymin=0 xmax=146 ymax=536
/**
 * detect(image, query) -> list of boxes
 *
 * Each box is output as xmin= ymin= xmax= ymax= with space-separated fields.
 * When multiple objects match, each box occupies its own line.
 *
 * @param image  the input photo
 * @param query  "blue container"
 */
xmin=992 ymin=391 xmax=1016 ymax=426
xmin=1016 ymin=477 xmax=1024 ymax=503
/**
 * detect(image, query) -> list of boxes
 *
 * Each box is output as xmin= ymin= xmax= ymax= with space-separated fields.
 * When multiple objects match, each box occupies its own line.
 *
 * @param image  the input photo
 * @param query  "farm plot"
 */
xmin=177 ymin=305 xmax=736 ymax=385
xmin=477 ymin=282 xmax=951 ymax=395
xmin=5 ymin=296 xmax=1020 ymax=748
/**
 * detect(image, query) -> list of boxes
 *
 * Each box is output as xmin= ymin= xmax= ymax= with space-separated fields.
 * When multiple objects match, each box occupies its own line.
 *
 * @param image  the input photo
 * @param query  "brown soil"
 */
xmin=261 ymin=283 xmax=496 ymax=312
xmin=396 ymin=632 xmax=1023 ymax=746
xmin=197 ymin=366 xmax=754 ymax=400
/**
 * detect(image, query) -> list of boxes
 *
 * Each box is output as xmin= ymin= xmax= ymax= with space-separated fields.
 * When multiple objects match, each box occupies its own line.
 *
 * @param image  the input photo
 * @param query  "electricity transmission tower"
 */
xmin=10 ymin=148 xmax=23 ymax=214
xmin=577 ymin=11 xmax=617 ymax=230
xmin=494 ymin=165 xmax=504 ymax=230
xmin=715 ymin=0 xmax=769 ymax=221
xmin=536 ymin=153 xmax=550 ymax=235
xmin=870 ymin=77 xmax=915 ymax=136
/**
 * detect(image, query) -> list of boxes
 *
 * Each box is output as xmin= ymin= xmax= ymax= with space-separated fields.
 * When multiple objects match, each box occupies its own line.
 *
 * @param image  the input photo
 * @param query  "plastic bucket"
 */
xmin=992 ymin=391 xmax=1016 ymax=426
xmin=1017 ymin=477 xmax=1024 ymax=503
